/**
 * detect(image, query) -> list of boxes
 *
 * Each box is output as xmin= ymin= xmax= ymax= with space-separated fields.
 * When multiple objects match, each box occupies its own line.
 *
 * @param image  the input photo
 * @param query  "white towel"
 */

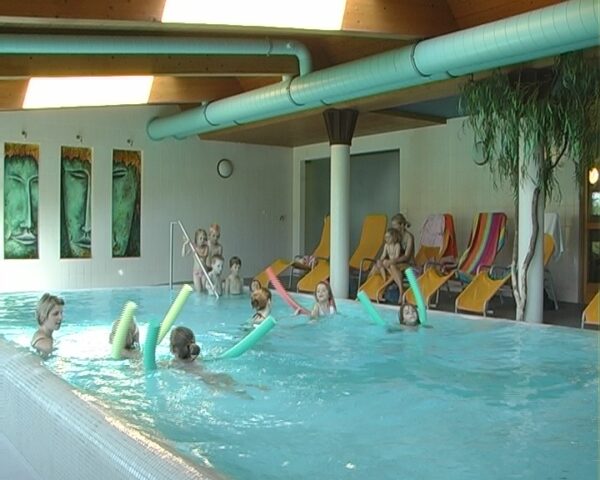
xmin=544 ymin=212 xmax=564 ymax=262
xmin=420 ymin=214 xmax=445 ymax=248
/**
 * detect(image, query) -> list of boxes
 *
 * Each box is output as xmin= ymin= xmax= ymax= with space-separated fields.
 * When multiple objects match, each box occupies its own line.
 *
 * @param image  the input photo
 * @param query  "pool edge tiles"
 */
xmin=0 ymin=339 xmax=225 ymax=480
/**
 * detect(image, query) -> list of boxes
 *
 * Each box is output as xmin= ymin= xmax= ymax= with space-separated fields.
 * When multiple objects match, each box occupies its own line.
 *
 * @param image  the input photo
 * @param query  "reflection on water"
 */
xmin=0 ymin=287 xmax=597 ymax=480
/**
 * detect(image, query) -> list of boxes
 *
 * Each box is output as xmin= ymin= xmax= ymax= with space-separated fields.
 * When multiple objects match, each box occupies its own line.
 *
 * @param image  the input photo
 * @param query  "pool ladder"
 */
xmin=169 ymin=221 xmax=218 ymax=298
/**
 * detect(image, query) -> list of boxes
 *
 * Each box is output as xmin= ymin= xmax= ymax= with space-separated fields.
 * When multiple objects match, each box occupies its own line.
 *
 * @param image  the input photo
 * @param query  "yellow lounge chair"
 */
xmin=453 ymin=232 xmax=558 ymax=316
xmin=581 ymin=291 xmax=599 ymax=328
xmin=255 ymin=215 xmax=330 ymax=288
xmin=454 ymin=267 xmax=511 ymax=316
xmin=297 ymin=214 xmax=387 ymax=293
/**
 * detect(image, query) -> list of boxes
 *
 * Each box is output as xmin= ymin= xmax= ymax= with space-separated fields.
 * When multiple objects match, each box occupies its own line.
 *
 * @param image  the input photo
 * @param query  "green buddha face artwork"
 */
xmin=60 ymin=147 xmax=92 ymax=258
xmin=3 ymin=143 xmax=39 ymax=259
xmin=112 ymin=150 xmax=141 ymax=257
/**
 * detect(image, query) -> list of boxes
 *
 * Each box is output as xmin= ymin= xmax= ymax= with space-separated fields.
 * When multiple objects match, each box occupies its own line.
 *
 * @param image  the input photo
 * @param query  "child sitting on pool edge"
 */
xmin=109 ymin=316 xmax=140 ymax=358
xmin=310 ymin=281 xmax=337 ymax=320
xmin=399 ymin=303 xmax=420 ymax=327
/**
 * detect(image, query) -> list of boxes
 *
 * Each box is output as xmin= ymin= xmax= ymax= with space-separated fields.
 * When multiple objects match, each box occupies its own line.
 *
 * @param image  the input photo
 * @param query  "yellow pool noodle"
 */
xmin=111 ymin=301 xmax=137 ymax=360
xmin=157 ymin=284 xmax=194 ymax=344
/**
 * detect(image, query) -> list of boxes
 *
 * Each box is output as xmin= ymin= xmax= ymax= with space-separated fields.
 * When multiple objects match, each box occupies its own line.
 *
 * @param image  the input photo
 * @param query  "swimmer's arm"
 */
xmin=310 ymin=303 xmax=320 ymax=320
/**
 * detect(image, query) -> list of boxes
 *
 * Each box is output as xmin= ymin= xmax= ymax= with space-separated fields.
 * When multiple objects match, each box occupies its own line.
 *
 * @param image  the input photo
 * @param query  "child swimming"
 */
xmin=399 ymin=303 xmax=420 ymax=327
xmin=109 ymin=316 xmax=140 ymax=358
xmin=310 ymin=281 xmax=337 ymax=320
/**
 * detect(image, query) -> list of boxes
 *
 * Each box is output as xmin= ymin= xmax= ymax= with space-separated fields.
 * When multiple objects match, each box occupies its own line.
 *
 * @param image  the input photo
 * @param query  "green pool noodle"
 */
xmin=357 ymin=291 xmax=387 ymax=326
xmin=218 ymin=316 xmax=277 ymax=359
xmin=157 ymin=284 xmax=194 ymax=344
xmin=111 ymin=301 xmax=137 ymax=360
xmin=404 ymin=267 xmax=428 ymax=326
xmin=143 ymin=318 xmax=161 ymax=371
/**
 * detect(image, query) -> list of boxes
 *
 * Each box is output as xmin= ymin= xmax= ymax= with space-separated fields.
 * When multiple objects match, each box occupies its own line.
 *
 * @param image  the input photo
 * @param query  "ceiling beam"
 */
xmin=375 ymin=108 xmax=447 ymax=125
xmin=444 ymin=0 xmax=562 ymax=29
xmin=342 ymin=0 xmax=458 ymax=38
xmin=149 ymin=76 xmax=279 ymax=104
xmin=0 ymin=54 xmax=298 ymax=78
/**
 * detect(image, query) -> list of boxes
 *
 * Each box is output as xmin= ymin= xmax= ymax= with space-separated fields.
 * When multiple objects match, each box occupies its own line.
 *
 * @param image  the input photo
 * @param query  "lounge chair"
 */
xmin=404 ymin=212 xmax=508 ymax=307
xmin=454 ymin=266 xmax=511 ymax=316
xmin=454 ymin=232 xmax=557 ymax=316
xmin=297 ymin=214 xmax=387 ymax=293
xmin=581 ymin=291 xmax=599 ymax=328
xmin=359 ymin=213 xmax=458 ymax=302
xmin=254 ymin=215 xmax=330 ymax=288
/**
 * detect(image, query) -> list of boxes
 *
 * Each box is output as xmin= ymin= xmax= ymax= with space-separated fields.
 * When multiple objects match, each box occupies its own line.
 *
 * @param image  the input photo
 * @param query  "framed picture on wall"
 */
xmin=112 ymin=149 xmax=141 ymax=258
xmin=3 ymin=142 xmax=40 ymax=259
xmin=60 ymin=146 xmax=93 ymax=259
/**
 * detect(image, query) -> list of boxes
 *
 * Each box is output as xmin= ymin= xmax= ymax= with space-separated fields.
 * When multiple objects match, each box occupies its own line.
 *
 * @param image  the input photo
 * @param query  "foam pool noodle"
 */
xmin=404 ymin=267 xmax=428 ymax=326
xmin=157 ymin=284 xmax=193 ymax=344
xmin=217 ymin=315 xmax=277 ymax=360
xmin=357 ymin=291 xmax=387 ymax=326
xmin=143 ymin=318 xmax=161 ymax=371
xmin=111 ymin=301 xmax=138 ymax=360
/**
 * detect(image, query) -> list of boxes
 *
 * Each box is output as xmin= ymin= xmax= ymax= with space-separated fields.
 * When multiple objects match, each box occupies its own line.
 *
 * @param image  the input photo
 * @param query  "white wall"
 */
xmin=0 ymin=105 xmax=293 ymax=292
xmin=293 ymin=117 xmax=581 ymax=302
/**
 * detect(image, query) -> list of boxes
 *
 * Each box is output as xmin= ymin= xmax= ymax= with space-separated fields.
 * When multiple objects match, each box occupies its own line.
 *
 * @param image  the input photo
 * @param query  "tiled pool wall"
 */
xmin=0 ymin=339 xmax=223 ymax=480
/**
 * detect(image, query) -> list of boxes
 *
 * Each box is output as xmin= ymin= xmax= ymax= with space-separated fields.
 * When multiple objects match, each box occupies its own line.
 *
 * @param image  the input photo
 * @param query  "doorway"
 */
xmin=304 ymin=150 xmax=399 ymax=254
xmin=581 ymin=162 xmax=600 ymax=303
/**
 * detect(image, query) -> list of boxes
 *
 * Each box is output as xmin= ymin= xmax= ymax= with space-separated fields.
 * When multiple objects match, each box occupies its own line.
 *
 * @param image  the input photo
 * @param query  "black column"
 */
xmin=323 ymin=109 xmax=358 ymax=145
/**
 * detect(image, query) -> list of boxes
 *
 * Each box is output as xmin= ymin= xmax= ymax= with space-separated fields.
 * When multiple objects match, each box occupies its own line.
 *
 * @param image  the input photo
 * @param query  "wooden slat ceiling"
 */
xmin=0 ymin=0 xmax=563 ymax=146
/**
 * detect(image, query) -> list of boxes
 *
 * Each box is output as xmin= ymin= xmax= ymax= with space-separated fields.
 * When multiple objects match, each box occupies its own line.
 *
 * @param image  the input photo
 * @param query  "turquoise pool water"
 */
xmin=0 ymin=286 xmax=597 ymax=480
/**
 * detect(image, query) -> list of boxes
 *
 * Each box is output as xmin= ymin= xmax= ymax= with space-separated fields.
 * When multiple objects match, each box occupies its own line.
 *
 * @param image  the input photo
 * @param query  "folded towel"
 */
xmin=420 ymin=214 xmax=445 ymax=248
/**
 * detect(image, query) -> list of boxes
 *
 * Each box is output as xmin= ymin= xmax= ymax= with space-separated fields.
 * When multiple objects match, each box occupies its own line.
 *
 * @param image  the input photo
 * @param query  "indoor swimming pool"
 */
xmin=0 ymin=286 xmax=597 ymax=480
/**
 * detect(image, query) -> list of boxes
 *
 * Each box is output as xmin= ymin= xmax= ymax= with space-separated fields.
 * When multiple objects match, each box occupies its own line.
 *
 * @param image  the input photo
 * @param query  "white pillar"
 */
xmin=518 ymin=146 xmax=545 ymax=323
xmin=330 ymin=144 xmax=350 ymax=298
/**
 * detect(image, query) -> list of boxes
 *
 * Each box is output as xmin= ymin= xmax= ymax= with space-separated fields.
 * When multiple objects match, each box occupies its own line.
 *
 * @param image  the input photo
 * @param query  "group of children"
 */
xmin=181 ymin=224 xmax=243 ymax=296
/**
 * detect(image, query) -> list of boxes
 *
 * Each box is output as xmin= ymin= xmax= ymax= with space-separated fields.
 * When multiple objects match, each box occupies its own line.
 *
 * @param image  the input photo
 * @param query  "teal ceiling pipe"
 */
xmin=0 ymin=34 xmax=312 ymax=76
xmin=147 ymin=0 xmax=599 ymax=140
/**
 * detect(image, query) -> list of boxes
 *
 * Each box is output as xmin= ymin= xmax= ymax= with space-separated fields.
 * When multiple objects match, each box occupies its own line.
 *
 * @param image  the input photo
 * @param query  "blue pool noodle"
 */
xmin=217 ymin=316 xmax=277 ymax=359
xmin=143 ymin=318 xmax=161 ymax=371
xmin=357 ymin=291 xmax=387 ymax=326
xmin=404 ymin=267 xmax=428 ymax=326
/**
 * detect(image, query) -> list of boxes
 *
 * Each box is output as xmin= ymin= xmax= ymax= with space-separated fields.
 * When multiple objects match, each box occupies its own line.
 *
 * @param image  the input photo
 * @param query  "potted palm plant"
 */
xmin=460 ymin=51 xmax=599 ymax=321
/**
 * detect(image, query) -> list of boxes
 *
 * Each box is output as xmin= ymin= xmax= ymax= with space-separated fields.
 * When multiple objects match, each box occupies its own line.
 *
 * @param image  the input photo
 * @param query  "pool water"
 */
xmin=0 ymin=287 xmax=597 ymax=480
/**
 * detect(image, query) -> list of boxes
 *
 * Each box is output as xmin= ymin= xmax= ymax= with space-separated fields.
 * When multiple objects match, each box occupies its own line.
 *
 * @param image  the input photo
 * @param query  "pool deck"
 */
xmin=0 ymin=433 xmax=40 ymax=480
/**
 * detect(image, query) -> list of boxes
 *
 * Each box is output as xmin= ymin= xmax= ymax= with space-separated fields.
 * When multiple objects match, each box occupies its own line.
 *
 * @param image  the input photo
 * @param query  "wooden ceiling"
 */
xmin=0 ymin=0 xmax=562 ymax=146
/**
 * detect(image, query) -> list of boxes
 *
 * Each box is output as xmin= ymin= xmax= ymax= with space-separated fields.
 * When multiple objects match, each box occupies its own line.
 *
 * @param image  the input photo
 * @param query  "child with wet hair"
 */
xmin=205 ymin=254 xmax=224 ymax=296
xmin=109 ymin=317 xmax=140 ymax=358
xmin=310 ymin=281 xmax=337 ymax=320
xmin=399 ymin=303 xmax=420 ymax=327
xmin=170 ymin=326 xmax=201 ymax=363
xmin=250 ymin=287 xmax=272 ymax=325
xmin=249 ymin=278 xmax=262 ymax=295
xmin=224 ymin=256 xmax=243 ymax=295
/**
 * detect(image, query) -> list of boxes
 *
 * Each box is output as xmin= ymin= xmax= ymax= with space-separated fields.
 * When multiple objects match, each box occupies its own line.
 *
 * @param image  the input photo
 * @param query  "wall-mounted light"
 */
xmin=217 ymin=158 xmax=234 ymax=179
xmin=76 ymin=133 xmax=83 ymax=144
xmin=21 ymin=130 xmax=27 ymax=139
xmin=589 ymin=167 xmax=599 ymax=185
xmin=126 ymin=138 xmax=133 ymax=147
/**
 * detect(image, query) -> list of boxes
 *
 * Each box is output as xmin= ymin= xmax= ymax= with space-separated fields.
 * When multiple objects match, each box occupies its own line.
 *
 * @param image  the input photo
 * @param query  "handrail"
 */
xmin=169 ymin=221 xmax=218 ymax=298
